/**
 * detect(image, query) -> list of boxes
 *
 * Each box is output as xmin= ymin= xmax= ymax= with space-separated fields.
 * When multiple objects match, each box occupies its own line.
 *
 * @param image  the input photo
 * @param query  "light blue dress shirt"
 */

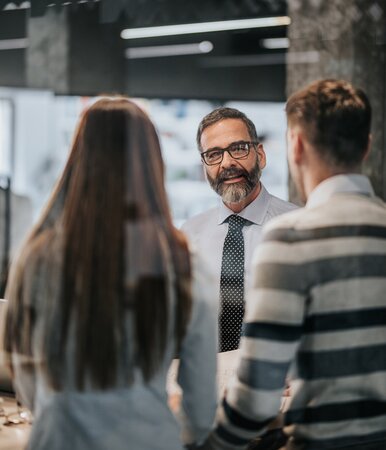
xmin=182 ymin=184 xmax=297 ymax=296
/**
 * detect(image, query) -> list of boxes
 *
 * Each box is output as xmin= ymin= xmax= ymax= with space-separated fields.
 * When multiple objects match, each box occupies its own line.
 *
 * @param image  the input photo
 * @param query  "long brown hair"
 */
xmin=4 ymin=98 xmax=192 ymax=390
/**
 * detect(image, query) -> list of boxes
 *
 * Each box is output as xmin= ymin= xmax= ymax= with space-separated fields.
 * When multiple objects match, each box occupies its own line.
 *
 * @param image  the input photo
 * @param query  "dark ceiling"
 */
xmin=0 ymin=0 xmax=287 ymax=23
xmin=0 ymin=0 xmax=288 ymax=101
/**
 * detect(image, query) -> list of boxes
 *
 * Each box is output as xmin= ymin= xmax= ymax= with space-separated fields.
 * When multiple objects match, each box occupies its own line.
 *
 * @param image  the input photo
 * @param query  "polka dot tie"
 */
xmin=219 ymin=214 xmax=247 ymax=352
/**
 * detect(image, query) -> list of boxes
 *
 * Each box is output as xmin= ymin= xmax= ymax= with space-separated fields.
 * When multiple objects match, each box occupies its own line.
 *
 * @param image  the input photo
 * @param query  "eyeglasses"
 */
xmin=201 ymin=141 xmax=258 ymax=166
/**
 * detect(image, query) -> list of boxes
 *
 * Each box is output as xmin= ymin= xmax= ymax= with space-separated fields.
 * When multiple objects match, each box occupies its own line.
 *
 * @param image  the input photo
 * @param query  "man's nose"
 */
xmin=221 ymin=150 xmax=237 ymax=168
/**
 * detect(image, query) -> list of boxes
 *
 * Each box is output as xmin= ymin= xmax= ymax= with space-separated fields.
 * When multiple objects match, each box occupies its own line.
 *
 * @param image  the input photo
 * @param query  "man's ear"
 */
xmin=256 ymin=144 xmax=266 ymax=169
xmin=292 ymin=130 xmax=305 ymax=165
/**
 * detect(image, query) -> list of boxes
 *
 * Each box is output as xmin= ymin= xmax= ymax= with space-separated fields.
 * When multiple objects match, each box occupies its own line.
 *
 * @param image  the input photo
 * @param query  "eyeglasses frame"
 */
xmin=200 ymin=141 xmax=259 ymax=166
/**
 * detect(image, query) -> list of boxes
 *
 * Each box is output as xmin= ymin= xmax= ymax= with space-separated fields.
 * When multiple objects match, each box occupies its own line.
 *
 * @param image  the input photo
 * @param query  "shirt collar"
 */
xmin=217 ymin=183 xmax=270 ymax=225
xmin=306 ymin=174 xmax=374 ymax=209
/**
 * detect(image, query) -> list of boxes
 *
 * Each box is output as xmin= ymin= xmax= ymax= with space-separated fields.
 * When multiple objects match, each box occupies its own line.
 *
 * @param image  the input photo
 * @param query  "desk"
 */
xmin=0 ymin=395 xmax=31 ymax=450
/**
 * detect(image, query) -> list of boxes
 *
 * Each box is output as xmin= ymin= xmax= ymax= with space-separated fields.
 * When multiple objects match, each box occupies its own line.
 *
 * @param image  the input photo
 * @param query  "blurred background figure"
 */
xmin=1 ymin=98 xmax=217 ymax=450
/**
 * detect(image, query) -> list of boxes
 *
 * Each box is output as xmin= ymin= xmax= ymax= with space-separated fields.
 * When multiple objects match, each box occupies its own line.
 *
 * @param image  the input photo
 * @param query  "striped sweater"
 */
xmin=210 ymin=178 xmax=386 ymax=450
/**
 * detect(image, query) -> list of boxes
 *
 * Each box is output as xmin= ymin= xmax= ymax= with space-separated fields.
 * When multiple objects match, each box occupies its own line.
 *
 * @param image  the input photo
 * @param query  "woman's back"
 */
xmin=3 ymin=98 xmax=217 ymax=449
xmin=25 ymin=236 xmax=216 ymax=450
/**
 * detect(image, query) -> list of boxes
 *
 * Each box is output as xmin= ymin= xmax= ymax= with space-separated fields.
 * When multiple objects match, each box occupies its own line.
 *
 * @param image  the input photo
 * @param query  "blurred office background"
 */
xmin=0 ymin=92 xmax=289 ymax=226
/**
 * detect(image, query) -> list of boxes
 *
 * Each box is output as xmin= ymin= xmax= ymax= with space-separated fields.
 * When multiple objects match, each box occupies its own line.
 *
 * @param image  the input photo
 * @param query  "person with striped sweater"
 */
xmin=205 ymin=79 xmax=386 ymax=450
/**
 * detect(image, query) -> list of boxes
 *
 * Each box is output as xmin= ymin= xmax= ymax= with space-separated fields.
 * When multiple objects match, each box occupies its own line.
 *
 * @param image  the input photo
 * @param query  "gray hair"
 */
xmin=196 ymin=107 xmax=259 ymax=151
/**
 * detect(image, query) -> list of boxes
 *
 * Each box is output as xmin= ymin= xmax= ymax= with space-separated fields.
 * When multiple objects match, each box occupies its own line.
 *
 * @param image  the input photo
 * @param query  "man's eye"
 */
xmin=207 ymin=151 xmax=222 ymax=160
xmin=233 ymin=143 xmax=247 ymax=152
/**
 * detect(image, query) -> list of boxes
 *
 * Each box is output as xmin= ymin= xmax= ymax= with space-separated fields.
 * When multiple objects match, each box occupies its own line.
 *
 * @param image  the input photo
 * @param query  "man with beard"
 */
xmin=182 ymin=107 xmax=296 ymax=352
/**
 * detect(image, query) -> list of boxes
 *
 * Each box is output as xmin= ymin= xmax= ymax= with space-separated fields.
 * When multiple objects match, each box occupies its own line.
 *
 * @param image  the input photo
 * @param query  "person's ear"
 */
xmin=256 ymin=143 xmax=266 ymax=169
xmin=294 ymin=131 xmax=306 ymax=164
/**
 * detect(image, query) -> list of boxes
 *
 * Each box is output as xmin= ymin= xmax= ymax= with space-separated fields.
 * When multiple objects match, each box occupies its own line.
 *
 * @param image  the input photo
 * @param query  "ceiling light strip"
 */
xmin=121 ymin=16 xmax=291 ymax=40
xmin=126 ymin=41 xmax=213 ymax=59
xmin=261 ymin=37 xmax=289 ymax=49
xmin=0 ymin=38 xmax=28 ymax=50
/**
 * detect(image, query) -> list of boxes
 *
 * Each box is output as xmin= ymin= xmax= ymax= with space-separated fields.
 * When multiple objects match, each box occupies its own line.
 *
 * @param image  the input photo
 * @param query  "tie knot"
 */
xmin=228 ymin=214 xmax=247 ymax=231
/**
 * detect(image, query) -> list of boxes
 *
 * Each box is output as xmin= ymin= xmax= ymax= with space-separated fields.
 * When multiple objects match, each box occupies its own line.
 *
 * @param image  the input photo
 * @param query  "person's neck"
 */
xmin=224 ymin=182 xmax=262 ymax=213
xmin=304 ymin=166 xmax=361 ymax=200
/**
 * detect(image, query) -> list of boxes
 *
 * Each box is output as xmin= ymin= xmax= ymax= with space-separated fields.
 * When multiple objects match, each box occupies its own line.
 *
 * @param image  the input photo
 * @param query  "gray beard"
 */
xmin=219 ymin=182 xmax=252 ymax=203
xmin=207 ymin=164 xmax=261 ymax=204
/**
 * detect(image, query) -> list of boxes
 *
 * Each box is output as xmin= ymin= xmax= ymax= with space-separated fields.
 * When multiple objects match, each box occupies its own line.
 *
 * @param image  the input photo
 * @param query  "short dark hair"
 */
xmin=286 ymin=79 xmax=371 ymax=168
xmin=196 ymin=107 xmax=258 ymax=151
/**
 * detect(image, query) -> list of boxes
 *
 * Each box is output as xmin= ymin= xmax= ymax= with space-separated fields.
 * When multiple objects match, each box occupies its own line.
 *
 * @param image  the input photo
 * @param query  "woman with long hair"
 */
xmin=1 ymin=98 xmax=217 ymax=449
